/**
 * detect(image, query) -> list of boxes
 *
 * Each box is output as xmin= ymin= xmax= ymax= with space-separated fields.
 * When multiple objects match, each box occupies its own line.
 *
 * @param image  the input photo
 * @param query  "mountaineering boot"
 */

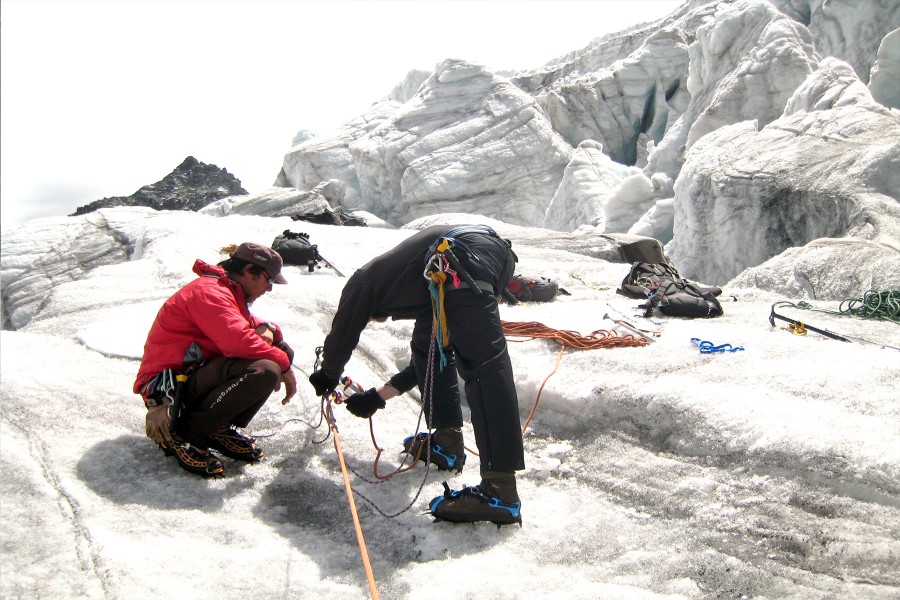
xmin=429 ymin=474 xmax=522 ymax=526
xmin=160 ymin=436 xmax=225 ymax=477
xmin=208 ymin=426 xmax=265 ymax=462
xmin=402 ymin=427 xmax=466 ymax=472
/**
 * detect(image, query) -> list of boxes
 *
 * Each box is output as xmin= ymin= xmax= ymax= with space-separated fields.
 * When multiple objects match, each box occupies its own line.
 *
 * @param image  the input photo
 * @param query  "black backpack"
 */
xmin=271 ymin=231 xmax=320 ymax=272
xmin=617 ymin=262 xmax=683 ymax=299
xmin=643 ymin=279 xmax=724 ymax=318
xmin=617 ymin=261 xmax=724 ymax=318
xmin=506 ymin=275 xmax=568 ymax=302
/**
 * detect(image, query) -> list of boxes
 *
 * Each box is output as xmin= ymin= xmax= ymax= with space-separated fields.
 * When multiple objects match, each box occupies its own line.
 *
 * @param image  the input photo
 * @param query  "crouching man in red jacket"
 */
xmin=134 ymin=243 xmax=297 ymax=476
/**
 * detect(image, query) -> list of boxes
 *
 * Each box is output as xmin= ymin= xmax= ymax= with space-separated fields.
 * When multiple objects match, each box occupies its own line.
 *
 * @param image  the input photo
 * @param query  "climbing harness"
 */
xmin=423 ymin=228 xmax=495 ymax=370
xmin=690 ymin=338 xmax=744 ymax=353
xmin=140 ymin=342 xmax=204 ymax=435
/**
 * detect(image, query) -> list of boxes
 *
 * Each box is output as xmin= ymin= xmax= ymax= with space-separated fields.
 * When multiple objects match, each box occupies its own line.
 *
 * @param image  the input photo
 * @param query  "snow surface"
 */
xmin=1 ymin=211 xmax=898 ymax=599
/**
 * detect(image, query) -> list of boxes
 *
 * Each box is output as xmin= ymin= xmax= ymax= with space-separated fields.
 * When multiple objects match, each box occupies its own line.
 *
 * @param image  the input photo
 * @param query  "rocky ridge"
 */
xmin=71 ymin=156 xmax=247 ymax=216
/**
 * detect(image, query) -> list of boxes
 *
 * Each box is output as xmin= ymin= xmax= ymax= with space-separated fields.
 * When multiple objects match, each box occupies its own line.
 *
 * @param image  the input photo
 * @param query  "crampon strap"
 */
xmin=432 ymin=482 xmax=522 ymax=519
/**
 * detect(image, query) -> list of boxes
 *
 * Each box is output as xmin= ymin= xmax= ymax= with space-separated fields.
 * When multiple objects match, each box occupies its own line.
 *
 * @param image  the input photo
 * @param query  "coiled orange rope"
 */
xmin=500 ymin=320 xmax=650 ymax=433
xmin=501 ymin=320 xmax=651 ymax=350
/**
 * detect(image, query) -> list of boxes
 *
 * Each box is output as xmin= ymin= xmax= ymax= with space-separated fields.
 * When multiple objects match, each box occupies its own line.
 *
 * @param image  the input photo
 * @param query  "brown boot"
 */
xmin=402 ymin=427 xmax=466 ymax=472
xmin=208 ymin=426 xmax=264 ymax=462
xmin=428 ymin=472 xmax=522 ymax=526
xmin=479 ymin=472 xmax=520 ymax=503
xmin=160 ymin=436 xmax=225 ymax=477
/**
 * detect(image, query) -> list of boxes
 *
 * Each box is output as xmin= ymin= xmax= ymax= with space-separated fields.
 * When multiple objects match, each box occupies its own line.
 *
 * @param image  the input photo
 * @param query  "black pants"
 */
xmin=178 ymin=357 xmax=280 ymax=446
xmin=409 ymin=290 xmax=525 ymax=473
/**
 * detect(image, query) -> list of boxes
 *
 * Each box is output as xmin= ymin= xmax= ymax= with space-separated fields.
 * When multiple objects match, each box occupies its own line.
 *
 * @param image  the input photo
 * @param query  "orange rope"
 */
xmin=501 ymin=320 xmax=651 ymax=350
xmin=325 ymin=398 xmax=380 ymax=600
xmin=369 ymin=417 xmax=426 ymax=480
xmin=501 ymin=320 xmax=649 ymax=436
xmin=520 ymin=343 xmax=566 ymax=433
xmin=352 ymin=322 xmax=649 ymax=465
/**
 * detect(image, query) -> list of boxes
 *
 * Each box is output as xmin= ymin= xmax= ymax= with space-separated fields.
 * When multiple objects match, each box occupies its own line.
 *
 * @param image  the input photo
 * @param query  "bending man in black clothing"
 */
xmin=308 ymin=224 xmax=525 ymax=525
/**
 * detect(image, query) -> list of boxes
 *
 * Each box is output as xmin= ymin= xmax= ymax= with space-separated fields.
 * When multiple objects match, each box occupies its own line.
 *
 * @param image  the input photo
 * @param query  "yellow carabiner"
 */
xmin=789 ymin=322 xmax=807 ymax=336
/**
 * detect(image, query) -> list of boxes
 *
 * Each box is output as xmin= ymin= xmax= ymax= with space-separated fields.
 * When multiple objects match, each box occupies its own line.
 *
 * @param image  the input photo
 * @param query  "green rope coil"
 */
xmin=792 ymin=290 xmax=900 ymax=324
xmin=839 ymin=290 xmax=900 ymax=322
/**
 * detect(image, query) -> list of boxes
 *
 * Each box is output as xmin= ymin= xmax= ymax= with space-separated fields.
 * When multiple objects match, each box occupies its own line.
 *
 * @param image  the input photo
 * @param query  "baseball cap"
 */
xmin=232 ymin=242 xmax=288 ymax=284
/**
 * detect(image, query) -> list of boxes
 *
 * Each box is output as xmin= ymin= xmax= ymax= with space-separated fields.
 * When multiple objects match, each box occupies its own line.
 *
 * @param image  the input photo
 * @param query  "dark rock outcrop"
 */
xmin=70 ymin=156 xmax=247 ymax=216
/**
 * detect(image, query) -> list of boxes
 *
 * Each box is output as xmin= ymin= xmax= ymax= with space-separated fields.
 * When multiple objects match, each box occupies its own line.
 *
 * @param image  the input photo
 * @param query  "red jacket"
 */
xmin=134 ymin=259 xmax=291 ymax=396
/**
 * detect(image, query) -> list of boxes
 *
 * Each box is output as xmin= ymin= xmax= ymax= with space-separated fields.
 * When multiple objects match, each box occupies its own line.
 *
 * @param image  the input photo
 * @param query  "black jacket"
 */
xmin=320 ymin=225 xmax=515 ymax=380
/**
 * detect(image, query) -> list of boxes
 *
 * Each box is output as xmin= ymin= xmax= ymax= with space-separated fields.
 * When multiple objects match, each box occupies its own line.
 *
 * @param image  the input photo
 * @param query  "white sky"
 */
xmin=0 ymin=0 xmax=682 ymax=226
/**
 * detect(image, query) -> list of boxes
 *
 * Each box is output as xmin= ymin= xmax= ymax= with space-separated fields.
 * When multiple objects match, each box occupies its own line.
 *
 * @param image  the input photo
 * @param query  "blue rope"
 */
xmin=691 ymin=338 xmax=744 ymax=353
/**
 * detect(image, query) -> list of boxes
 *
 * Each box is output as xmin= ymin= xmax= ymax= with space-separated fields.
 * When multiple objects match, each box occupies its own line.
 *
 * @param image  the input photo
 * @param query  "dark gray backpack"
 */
xmin=617 ymin=262 xmax=724 ymax=318
xmin=271 ymin=231 xmax=319 ymax=272
xmin=506 ymin=275 xmax=567 ymax=302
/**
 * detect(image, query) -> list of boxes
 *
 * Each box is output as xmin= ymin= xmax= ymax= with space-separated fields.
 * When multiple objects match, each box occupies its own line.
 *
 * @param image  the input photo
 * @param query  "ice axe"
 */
xmin=315 ymin=250 xmax=346 ymax=277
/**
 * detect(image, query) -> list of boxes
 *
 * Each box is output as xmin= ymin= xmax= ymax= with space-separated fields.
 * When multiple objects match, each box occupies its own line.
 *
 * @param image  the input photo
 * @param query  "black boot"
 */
xmin=402 ymin=427 xmax=466 ymax=472
xmin=428 ymin=474 xmax=521 ymax=526
xmin=208 ymin=426 xmax=265 ymax=462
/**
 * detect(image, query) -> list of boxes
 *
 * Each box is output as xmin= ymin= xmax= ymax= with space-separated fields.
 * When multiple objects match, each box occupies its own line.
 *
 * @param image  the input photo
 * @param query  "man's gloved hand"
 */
xmin=345 ymin=388 xmax=386 ymax=418
xmin=309 ymin=369 xmax=339 ymax=397
xmin=145 ymin=400 xmax=174 ymax=445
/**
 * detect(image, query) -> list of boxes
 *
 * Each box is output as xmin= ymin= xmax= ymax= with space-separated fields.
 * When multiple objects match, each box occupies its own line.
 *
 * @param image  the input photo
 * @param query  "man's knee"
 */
xmin=250 ymin=359 xmax=281 ymax=392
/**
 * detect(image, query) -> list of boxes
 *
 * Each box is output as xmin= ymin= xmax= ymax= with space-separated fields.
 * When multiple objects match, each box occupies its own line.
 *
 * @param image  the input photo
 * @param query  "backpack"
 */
xmin=617 ymin=261 xmax=724 ymax=318
xmin=506 ymin=275 xmax=566 ymax=303
xmin=643 ymin=279 xmax=724 ymax=318
xmin=617 ymin=262 xmax=684 ymax=299
xmin=271 ymin=231 xmax=319 ymax=272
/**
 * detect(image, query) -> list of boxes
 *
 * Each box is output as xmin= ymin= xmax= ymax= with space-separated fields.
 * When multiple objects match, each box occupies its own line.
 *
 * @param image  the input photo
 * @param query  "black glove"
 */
xmin=309 ymin=369 xmax=339 ymax=397
xmin=344 ymin=388 xmax=386 ymax=418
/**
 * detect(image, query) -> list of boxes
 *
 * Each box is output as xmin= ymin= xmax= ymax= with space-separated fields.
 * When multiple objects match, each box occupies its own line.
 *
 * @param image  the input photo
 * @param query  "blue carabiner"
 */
xmin=691 ymin=338 xmax=744 ymax=353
